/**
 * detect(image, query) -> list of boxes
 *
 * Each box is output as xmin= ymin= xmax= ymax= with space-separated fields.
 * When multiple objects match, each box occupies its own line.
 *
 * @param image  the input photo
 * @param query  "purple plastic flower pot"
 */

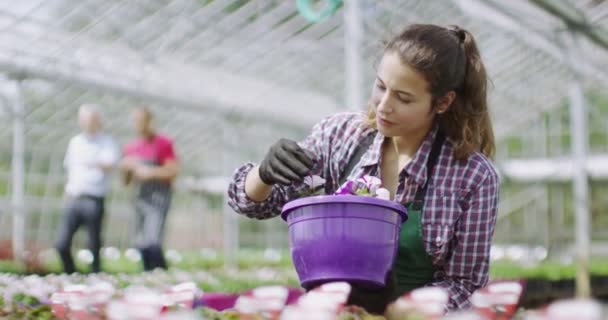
xmin=281 ymin=195 xmax=408 ymax=289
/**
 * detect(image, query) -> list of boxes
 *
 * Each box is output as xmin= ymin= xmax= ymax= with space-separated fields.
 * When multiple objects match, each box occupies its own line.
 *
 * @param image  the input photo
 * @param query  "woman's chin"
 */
xmin=376 ymin=125 xmax=396 ymax=137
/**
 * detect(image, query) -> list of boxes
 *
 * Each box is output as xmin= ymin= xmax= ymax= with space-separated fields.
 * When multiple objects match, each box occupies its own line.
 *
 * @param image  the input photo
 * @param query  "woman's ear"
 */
xmin=435 ymin=91 xmax=456 ymax=114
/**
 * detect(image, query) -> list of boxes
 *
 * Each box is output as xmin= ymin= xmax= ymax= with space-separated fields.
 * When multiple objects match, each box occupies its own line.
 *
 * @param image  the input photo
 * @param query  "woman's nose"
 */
xmin=376 ymin=93 xmax=393 ymax=114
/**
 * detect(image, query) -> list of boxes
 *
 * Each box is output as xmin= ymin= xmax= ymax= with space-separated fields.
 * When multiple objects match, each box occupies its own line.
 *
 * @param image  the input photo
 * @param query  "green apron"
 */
xmin=393 ymin=203 xmax=435 ymax=295
xmin=339 ymin=132 xmax=446 ymax=314
xmin=392 ymin=132 xmax=445 ymax=298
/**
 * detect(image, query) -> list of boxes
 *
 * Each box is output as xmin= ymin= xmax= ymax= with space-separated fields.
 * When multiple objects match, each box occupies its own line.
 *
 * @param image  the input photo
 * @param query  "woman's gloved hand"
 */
xmin=258 ymin=139 xmax=315 ymax=185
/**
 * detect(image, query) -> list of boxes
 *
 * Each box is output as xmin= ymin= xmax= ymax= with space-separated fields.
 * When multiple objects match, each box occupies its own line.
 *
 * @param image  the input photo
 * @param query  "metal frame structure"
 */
xmin=0 ymin=0 xmax=606 ymax=292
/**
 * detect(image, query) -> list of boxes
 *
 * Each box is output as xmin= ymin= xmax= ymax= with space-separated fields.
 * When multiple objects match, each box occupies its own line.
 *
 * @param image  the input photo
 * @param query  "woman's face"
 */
xmin=371 ymin=51 xmax=436 ymax=138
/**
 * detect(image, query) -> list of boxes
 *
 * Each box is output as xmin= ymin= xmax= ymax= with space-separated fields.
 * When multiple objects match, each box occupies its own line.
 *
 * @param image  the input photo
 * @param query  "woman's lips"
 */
xmin=378 ymin=117 xmax=395 ymax=126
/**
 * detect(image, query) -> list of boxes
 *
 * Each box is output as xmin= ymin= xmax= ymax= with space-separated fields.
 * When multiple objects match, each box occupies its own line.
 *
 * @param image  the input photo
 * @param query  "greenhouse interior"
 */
xmin=0 ymin=0 xmax=607 ymax=319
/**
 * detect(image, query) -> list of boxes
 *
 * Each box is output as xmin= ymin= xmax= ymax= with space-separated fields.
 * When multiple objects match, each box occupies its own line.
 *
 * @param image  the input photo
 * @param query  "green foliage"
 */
xmin=206 ymin=193 xmax=224 ymax=211
xmin=196 ymin=308 xmax=241 ymax=320
xmin=196 ymin=272 xmax=299 ymax=293
xmin=588 ymin=90 xmax=608 ymax=113
xmin=502 ymin=89 xmax=608 ymax=157
xmin=4 ymin=249 xmax=608 ymax=283
xmin=5 ymin=298 xmax=53 ymax=320
xmin=7 ymin=249 xmax=294 ymax=275
xmin=0 ymin=260 xmax=26 ymax=274
xmin=504 ymin=136 xmax=524 ymax=157
xmin=490 ymin=259 xmax=608 ymax=280
xmin=0 ymin=179 xmax=7 ymax=196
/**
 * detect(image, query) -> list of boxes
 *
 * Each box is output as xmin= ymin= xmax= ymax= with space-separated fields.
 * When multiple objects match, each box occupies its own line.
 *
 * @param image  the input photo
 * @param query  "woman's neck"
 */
xmin=390 ymin=129 xmax=428 ymax=158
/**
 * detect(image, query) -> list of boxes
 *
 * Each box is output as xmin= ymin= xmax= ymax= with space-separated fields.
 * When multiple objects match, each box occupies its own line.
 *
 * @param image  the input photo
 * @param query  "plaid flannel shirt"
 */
xmin=227 ymin=112 xmax=500 ymax=310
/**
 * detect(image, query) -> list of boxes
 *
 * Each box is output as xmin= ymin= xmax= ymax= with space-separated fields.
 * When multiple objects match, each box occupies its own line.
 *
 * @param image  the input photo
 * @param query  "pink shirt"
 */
xmin=124 ymin=134 xmax=177 ymax=166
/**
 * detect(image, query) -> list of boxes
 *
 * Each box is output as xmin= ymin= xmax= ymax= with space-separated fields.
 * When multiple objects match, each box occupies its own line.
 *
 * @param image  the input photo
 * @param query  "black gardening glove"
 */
xmin=347 ymin=270 xmax=397 ymax=315
xmin=258 ymin=139 xmax=315 ymax=186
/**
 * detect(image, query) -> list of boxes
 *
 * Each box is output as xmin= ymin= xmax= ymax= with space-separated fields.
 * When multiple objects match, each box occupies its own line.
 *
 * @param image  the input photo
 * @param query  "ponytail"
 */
xmin=439 ymin=26 xmax=495 ymax=159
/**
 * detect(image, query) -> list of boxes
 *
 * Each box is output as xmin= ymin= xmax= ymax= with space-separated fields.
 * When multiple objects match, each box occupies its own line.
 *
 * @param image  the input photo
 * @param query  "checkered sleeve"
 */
xmin=226 ymin=162 xmax=293 ymax=219
xmin=431 ymin=165 xmax=500 ymax=311
xmin=226 ymin=115 xmax=341 ymax=220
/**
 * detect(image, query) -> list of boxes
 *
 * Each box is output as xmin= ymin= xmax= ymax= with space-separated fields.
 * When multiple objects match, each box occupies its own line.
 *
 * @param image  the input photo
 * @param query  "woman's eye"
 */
xmin=397 ymin=96 xmax=412 ymax=104
xmin=376 ymin=83 xmax=386 ymax=91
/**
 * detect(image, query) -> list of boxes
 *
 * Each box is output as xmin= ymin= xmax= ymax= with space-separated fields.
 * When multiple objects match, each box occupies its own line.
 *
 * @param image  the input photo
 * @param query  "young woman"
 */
xmin=227 ymin=24 xmax=499 ymax=313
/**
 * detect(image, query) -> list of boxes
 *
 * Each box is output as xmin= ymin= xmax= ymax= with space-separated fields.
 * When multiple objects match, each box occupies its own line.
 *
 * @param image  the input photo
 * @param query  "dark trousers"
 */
xmin=134 ymin=189 xmax=171 ymax=271
xmin=55 ymin=195 xmax=104 ymax=274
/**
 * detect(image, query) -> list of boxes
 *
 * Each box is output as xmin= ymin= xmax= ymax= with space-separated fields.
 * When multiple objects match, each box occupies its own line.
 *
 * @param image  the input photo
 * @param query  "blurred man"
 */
xmin=120 ymin=106 xmax=178 ymax=271
xmin=55 ymin=104 xmax=118 ymax=274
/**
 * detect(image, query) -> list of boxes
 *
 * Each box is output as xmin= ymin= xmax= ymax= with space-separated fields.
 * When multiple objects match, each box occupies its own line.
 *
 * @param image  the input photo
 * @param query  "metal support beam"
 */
xmin=222 ymin=127 xmax=238 ymax=268
xmin=498 ymin=154 xmax=608 ymax=182
xmin=344 ymin=0 xmax=364 ymax=111
xmin=6 ymin=78 xmax=26 ymax=262
xmin=566 ymin=32 xmax=591 ymax=298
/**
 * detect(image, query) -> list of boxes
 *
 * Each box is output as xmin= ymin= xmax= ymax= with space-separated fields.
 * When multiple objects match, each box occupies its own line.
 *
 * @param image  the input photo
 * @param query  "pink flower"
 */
xmin=335 ymin=181 xmax=355 ymax=195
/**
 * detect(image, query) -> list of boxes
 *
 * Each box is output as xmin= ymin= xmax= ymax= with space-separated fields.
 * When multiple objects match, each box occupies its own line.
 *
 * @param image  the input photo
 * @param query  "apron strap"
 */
xmin=411 ymin=132 xmax=446 ymax=211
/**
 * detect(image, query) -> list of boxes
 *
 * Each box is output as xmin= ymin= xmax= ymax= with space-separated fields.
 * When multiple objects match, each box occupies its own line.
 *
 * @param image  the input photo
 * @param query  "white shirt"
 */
xmin=64 ymin=132 xmax=119 ymax=197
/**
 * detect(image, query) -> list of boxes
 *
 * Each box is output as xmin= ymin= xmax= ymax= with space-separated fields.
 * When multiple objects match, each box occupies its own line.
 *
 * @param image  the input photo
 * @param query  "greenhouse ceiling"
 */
xmin=0 ymin=0 xmax=606 ymax=170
